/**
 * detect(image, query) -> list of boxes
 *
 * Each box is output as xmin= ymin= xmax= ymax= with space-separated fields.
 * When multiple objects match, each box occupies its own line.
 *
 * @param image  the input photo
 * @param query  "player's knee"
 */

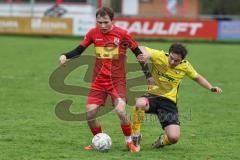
xmin=115 ymin=103 xmax=126 ymax=113
xmin=168 ymin=133 xmax=180 ymax=144
xmin=135 ymin=98 xmax=148 ymax=109
xmin=115 ymin=98 xmax=126 ymax=107
xmin=115 ymin=102 xmax=127 ymax=117
xmin=115 ymin=98 xmax=126 ymax=111
xmin=115 ymin=107 xmax=126 ymax=116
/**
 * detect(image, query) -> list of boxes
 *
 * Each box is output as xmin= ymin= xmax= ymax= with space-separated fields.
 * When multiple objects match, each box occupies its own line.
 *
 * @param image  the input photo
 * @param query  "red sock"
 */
xmin=121 ymin=123 xmax=132 ymax=136
xmin=90 ymin=126 xmax=102 ymax=135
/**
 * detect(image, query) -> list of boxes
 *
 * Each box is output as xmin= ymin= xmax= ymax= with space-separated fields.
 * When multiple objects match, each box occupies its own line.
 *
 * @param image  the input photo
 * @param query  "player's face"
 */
xmin=96 ymin=15 xmax=113 ymax=33
xmin=168 ymin=52 xmax=182 ymax=68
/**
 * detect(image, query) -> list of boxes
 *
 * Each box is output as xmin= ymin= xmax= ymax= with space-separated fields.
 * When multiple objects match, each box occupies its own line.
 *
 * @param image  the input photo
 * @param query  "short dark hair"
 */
xmin=169 ymin=43 xmax=188 ymax=59
xmin=96 ymin=7 xmax=114 ymax=21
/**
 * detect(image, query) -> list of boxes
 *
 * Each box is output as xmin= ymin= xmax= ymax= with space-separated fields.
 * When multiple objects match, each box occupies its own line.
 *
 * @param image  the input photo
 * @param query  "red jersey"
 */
xmin=80 ymin=25 xmax=138 ymax=80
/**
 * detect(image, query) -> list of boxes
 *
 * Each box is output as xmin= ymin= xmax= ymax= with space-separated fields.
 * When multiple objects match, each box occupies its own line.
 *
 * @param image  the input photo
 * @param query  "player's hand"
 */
xmin=147 ymin=77 xmax=159 ymax=90
xmin=59 ymin=55 xmax=67 ymax=64
xmin=147 ymin=77 xmax=156 ymax=86
xmin=210 ymin=86 xmax=222 ymax=93
xmin=137 ymin=54 xmax=146 ymax=63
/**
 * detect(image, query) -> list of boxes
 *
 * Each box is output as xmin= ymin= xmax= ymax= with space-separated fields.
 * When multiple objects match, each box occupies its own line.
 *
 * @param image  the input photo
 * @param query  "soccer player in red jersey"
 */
xmin=59 ymin=7 xmax=154 ymax=152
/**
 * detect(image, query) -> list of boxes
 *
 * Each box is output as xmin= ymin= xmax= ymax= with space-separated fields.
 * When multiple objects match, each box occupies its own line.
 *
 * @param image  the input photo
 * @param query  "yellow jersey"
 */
xmin=145 ymin=47 xmax=198 ymax=103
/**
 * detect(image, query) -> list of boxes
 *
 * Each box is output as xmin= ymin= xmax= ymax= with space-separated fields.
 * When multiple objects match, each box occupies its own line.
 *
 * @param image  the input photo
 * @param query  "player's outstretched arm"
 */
xmin=194 ymin=74 xmax=222 ymax=93
xmin=138 ymin=46 xmax=151 ymax=62
xmin=131 ymin=47 xmax=155 ymax=85
xmin=138 ymin=46 xmax=155 ymax=85
xmin=59 ymin=45 xmax=86 ymax=64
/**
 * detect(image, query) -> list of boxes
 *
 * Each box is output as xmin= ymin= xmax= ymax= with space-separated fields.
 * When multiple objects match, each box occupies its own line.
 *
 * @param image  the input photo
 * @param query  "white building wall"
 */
xmin=122 ymin=0 xmax=138 ymax=15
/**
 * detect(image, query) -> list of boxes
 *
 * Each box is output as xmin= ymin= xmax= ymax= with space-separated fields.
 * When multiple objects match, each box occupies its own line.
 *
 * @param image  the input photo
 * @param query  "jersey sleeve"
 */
xmin=124 ymin=32 xmax=138 ymax=50
xmin=185 ymin=61 xmax=198 ymax=79
xmin=80 ymin=29 xmax=94 ymax=47
xmin=145 ymin=47 xmax=165 ymax=63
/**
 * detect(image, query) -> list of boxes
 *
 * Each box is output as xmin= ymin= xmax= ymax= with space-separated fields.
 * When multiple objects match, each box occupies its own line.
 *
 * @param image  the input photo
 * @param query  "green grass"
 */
xmin=0 ymin=35 xmax=239 ymax=160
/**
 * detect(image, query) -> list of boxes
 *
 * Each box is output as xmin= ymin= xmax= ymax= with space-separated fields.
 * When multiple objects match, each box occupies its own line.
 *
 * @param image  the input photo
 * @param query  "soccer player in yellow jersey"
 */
xmin=131 ymin=43 xmax=222 ymax=151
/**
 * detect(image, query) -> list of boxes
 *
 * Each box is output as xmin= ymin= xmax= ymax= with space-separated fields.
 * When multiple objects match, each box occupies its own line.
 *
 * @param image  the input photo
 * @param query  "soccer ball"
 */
xmin=92 ymin=133 xmax=112 ymax=151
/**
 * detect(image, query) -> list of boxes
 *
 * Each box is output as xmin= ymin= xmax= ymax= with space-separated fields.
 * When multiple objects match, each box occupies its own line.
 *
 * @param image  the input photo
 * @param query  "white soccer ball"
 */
xmin=92 ymin=133 xmax=112 ymax=151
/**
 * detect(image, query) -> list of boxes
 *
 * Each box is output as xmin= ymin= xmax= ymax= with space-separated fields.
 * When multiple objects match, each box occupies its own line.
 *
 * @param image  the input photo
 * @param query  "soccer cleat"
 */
xmin=84 ymin=144 xmax=94 ymax=151
xmin=127 ymin=141 xmax=140 ymax=153
xmin=132 ymin=134 xmax=142 ymax=151
xmin=152 ymin=134 xmax=164 ymax=149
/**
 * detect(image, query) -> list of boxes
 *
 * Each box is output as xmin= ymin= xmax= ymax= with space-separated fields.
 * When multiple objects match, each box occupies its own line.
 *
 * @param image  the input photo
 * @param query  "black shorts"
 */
xmin=142 ymin=93 xmax=180 ymax=129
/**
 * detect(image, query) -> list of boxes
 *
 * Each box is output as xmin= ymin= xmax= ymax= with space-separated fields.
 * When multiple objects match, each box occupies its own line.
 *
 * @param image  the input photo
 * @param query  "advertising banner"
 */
xmin=0 ymin=16 xmax=73 ymax=36
xmin=30 ymin=17 xmax=72 ymax=35
xmin=73 ymin=16 xmax=95 ymax=36
xmin=114 ymin=18 xmax=218 ymax=40
xmin=218 ymin=21 xmax=240 ymax=40
xmin=0 ymin=17 xmax=28 ymax=33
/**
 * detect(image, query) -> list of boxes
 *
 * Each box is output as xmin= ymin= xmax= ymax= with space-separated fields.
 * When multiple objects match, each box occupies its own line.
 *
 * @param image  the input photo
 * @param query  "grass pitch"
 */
xmin=0 ymin=35 xmax=239 ymax=160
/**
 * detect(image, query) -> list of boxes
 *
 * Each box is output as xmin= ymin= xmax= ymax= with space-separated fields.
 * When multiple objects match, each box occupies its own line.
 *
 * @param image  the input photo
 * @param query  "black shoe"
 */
xmin=132 ymin=134 xmax=142 ymax=151
xmin=152 ymin=134 xmax=164 ymax=149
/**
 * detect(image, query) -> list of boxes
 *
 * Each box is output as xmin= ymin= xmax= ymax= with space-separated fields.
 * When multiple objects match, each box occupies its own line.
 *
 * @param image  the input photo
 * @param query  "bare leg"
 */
xmin=114 ymin=98 xmax=129 ymax=124
xmin=86 ymin=104 xmax=101 ymax=134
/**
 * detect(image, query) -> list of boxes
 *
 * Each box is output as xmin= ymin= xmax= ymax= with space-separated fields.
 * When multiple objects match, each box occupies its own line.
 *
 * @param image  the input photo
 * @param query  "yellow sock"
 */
xmin=132 ymin=107 xmax=145 ymax=134
xmin=162 ymin=134 xmax=171 ymax=145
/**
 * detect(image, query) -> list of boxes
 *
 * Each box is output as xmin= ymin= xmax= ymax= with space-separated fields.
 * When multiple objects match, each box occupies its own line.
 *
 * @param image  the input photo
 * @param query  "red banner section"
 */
xmin=114 ymin=18 xmax=218 ymax=40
